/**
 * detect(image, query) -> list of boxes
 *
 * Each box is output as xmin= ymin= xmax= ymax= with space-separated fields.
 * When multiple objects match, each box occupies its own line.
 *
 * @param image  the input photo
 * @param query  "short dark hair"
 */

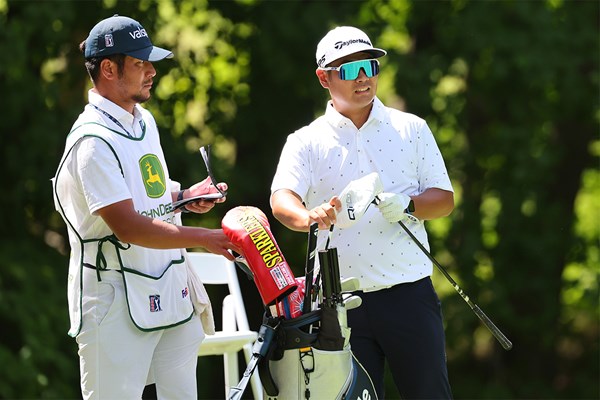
xmin=79 ymin=40 xmax=125 ymax=84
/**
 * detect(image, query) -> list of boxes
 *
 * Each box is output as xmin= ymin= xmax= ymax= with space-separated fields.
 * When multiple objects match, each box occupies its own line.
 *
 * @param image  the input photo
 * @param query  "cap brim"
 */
xmin=126 ymin=45 xmax=173 ymax=62
xmin=323 ymin=46 xmax=387 ymax=67
xmin=364 ymin=48 xmax=387 ymax=59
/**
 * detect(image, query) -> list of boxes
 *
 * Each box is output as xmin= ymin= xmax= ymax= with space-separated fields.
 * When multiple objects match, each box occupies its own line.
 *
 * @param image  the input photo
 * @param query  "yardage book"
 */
xmin=171 ymin=192 xmax=226 ymax=211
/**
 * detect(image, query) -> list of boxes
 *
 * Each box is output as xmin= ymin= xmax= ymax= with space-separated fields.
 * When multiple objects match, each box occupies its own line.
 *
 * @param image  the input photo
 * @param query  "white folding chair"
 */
xmin=187 ymin=252 xmax=263 ymax=400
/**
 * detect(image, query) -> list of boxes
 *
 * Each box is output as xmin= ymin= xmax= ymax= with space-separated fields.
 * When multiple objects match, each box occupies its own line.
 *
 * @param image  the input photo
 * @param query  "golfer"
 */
xmin=52 ymin=15 xmax=240 ymax=399
xmin=270 ymin=26 xmax=454 ymax=399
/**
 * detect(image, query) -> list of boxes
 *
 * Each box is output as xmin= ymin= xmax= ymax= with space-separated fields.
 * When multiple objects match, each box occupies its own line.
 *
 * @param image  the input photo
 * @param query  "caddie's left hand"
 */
xmin=375 ymin=192 xmax=418 ymax=223
xmin=184 ymin=177 xmax=227 ymax=213
xmin=188 ymin=177 xmax=227 ymax=203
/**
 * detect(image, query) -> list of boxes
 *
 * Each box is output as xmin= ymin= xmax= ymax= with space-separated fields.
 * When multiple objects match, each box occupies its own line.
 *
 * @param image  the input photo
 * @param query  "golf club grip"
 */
xmin=472 ymin=304 xmax=513 ymax=350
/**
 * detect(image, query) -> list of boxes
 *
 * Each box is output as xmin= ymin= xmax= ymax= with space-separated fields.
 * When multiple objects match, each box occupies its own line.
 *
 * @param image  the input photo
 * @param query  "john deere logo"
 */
xmin=139 ymin=154 xmax=166 ymax=198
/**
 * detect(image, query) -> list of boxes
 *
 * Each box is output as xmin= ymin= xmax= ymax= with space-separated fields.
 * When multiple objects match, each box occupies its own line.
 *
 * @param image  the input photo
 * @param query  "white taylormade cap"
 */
xmin=316 ymin=26 xmax=386 ymax=67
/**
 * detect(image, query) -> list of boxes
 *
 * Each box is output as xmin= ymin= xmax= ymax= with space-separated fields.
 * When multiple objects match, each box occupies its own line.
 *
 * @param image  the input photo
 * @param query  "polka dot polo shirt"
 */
xmin=271 ymin=97 xmax=453 ymax=292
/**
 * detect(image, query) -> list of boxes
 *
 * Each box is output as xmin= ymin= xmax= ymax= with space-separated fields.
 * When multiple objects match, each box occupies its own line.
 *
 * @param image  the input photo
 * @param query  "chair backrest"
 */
xmin=186 ymin=252 xmax=251 ymax=331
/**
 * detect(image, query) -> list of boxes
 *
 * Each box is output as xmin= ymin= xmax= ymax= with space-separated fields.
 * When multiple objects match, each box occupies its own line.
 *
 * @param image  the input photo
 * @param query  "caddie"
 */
xmin=52 ymin=15 xmax=240 ymax=399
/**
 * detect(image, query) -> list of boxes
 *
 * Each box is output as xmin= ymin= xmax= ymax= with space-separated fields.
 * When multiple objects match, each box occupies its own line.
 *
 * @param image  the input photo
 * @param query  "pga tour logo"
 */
xmin=104 ymin=34 xmax=114 ymax=48
xmin=149 ymin=294 xmax=162 ymax=312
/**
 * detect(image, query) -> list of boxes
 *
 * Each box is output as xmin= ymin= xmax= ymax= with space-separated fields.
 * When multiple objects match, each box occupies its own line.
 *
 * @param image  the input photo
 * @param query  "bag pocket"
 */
xmin=121 ymin=259 xmax=194 ymax=331
xmin=265 ymin=346 xmax=353 ymax=400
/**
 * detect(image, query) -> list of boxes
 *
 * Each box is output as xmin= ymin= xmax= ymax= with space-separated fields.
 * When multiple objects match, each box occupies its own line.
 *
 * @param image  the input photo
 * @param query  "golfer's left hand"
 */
xmin=375 ymin=192 xmax=417 ymax=223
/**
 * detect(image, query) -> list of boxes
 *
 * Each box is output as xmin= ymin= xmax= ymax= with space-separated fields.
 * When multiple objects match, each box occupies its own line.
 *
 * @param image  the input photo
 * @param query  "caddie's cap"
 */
xmin=84 ymin=15 xmax=173 ymax=61
xmin=316 ymin=26 xmax=386 ymax=67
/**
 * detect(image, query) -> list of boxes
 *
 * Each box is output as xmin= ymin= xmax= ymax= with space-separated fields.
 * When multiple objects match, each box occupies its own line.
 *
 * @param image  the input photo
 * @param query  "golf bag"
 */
xmin=222 ymin=207 xmax=377 ymax=400
xmin=259 ymin=308 xmax=377 ymax=400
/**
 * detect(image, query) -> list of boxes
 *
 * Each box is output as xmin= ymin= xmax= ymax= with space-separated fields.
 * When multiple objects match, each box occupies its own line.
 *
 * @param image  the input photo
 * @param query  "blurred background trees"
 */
xmin=0 ymin=0 xmax=597 ymax=398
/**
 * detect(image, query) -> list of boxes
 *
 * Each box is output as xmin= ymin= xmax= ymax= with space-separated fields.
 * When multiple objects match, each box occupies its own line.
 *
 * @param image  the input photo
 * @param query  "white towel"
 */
xmin=183 ymin=248 xmax=216 ymax=335
xmin=171 ymin=179 xmax=215 ymax=335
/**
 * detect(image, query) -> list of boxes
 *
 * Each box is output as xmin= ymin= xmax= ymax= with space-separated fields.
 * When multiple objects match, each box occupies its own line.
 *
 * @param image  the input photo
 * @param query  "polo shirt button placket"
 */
xmin=356 ymin=131 xmax=370 ymax=175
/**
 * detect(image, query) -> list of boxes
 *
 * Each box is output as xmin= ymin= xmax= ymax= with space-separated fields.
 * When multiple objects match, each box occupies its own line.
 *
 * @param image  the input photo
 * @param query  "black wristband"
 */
xmin=177 ymin=190 xmax=190 ymax=213
xmin=404 ymin=199 xmax=415 ymax=215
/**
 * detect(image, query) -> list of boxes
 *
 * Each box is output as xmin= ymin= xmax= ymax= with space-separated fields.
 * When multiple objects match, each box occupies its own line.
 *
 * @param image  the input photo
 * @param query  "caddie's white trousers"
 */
xmin=76 ymin=269 xmax=204 ymax=400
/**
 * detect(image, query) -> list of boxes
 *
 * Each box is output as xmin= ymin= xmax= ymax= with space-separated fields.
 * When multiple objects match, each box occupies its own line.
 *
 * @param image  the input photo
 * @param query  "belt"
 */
xmin=358 ymin=277 xmax=430 ymax=293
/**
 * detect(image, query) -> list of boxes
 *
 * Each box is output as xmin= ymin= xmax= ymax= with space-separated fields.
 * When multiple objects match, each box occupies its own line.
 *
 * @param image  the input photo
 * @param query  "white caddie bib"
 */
xmin=53 ymin=109 xmax=194 ymax=333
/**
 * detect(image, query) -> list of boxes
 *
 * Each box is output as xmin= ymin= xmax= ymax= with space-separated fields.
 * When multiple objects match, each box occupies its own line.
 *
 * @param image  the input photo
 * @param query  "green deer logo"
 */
xmin=139 ymin=154 xmax=166 ymax=198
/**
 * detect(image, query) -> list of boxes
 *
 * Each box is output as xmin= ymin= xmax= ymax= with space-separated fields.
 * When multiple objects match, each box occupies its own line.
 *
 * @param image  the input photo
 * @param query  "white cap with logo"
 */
xmin=315 ymin=26 xmax=387 ymax=67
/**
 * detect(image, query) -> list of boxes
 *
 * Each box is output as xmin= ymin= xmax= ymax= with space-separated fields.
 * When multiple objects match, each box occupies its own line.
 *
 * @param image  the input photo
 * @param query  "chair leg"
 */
xmin=224 ymin=351 xmax=239 ymax=398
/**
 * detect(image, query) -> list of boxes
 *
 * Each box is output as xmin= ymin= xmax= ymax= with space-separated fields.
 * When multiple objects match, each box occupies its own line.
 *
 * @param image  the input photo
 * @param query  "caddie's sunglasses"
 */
xmin=319 ymin=59 xmax=380 ymax=81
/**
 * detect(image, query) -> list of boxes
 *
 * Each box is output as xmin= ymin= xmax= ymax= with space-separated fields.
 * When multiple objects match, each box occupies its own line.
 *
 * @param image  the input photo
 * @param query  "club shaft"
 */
xmin=397 ymin=220 xmax=512 ymax=350
xmin=303 ymin=223 xmax=319 ymax=314
xmin=325 ymin=224 xmax=334 ymax=249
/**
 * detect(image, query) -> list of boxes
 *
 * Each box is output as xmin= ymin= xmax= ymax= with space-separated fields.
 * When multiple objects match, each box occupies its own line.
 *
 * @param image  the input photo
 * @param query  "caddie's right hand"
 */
xmin=375 ymin=192 xmax=418 ymax=223
xmin=201 ymin=228 xmax=240 ymax=261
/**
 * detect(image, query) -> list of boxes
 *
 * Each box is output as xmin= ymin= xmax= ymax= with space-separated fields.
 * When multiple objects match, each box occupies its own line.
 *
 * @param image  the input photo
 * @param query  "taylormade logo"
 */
xmin=129 ymin=27 xmax=148 ymax=40
xmin=334 ymin=38 xmax=371 ymax=50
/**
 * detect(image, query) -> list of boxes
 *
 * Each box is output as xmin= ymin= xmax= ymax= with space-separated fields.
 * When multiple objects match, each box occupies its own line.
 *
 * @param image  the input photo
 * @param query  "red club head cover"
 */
xmin=274 ymin=276 xmax=306 ymax=319
xmin=222 ymin=206 xmax=298 ymax=306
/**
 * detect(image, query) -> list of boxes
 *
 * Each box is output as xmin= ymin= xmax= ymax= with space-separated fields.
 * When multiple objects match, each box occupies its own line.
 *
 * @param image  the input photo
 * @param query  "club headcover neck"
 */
xmin=336 ymin=172 xmax=384 ymax=229
xmin=222 ymin=206 xmax=298 ymax=306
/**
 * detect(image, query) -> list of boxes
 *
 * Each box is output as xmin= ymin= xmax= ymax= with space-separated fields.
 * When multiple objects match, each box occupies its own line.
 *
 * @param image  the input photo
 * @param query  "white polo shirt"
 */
xmin=271 ymin=97 xmax=453 ymax=291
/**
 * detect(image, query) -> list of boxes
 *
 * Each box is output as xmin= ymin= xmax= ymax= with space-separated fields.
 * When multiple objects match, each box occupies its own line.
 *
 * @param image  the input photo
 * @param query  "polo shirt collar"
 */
xmin=88 ymin=89 xmax=143 ymax=126
xmin=324 ymin=96 xmax=386 ymax=129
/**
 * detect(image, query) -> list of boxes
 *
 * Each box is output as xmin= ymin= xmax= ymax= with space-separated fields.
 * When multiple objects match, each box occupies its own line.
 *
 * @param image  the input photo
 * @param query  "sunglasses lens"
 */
xmin=339 ymin=60 xmax=379 ymax=80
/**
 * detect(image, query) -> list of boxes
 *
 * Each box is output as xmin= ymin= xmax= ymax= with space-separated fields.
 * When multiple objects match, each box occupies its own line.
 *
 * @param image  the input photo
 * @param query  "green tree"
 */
xmin=0 ymin=0 xmax=597 ymax=398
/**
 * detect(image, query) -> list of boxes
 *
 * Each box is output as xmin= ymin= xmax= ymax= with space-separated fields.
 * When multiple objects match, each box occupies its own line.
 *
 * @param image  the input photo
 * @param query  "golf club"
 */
xmin=372 ymin=197 xmax=513 ymax=350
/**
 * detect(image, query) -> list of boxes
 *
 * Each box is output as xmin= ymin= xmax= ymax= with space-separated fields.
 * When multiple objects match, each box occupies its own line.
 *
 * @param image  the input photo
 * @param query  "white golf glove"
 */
xmin=375 ymin=192 xmax=418 ymax=223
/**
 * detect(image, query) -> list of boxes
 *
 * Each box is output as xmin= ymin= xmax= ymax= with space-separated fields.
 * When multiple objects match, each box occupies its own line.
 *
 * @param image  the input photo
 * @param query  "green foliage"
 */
xmin=360 ymin=0 xmax=599 ymax=398
xmin=0 ymin=0 xmax=597 ymax=398
xmin=0 ymin=240 xmax=78 ymax=398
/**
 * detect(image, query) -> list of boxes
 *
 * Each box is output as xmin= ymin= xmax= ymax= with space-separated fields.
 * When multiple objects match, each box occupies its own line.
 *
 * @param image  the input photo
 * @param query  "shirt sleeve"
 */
xmin=74 ymin=137 xmax=132 ymax=215
xmin=270 ymin=132 xmax=311 ymax=201
xmin=417 ymin=122 xmax=454 ymax=193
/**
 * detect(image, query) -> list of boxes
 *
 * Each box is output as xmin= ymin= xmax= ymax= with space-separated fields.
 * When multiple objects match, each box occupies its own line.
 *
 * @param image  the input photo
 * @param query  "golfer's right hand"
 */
xmin=308 ymin=197 xmax=341 ymax=230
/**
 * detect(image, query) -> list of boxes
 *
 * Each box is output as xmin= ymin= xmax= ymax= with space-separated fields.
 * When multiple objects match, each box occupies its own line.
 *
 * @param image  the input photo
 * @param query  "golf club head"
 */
xmin=336 ymin=172 xmax=384 ymax=229
xmin=342 ymin=293 xmax=362 ymax=310
xmin=340 ymin=277 xmax=360 ymax=293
